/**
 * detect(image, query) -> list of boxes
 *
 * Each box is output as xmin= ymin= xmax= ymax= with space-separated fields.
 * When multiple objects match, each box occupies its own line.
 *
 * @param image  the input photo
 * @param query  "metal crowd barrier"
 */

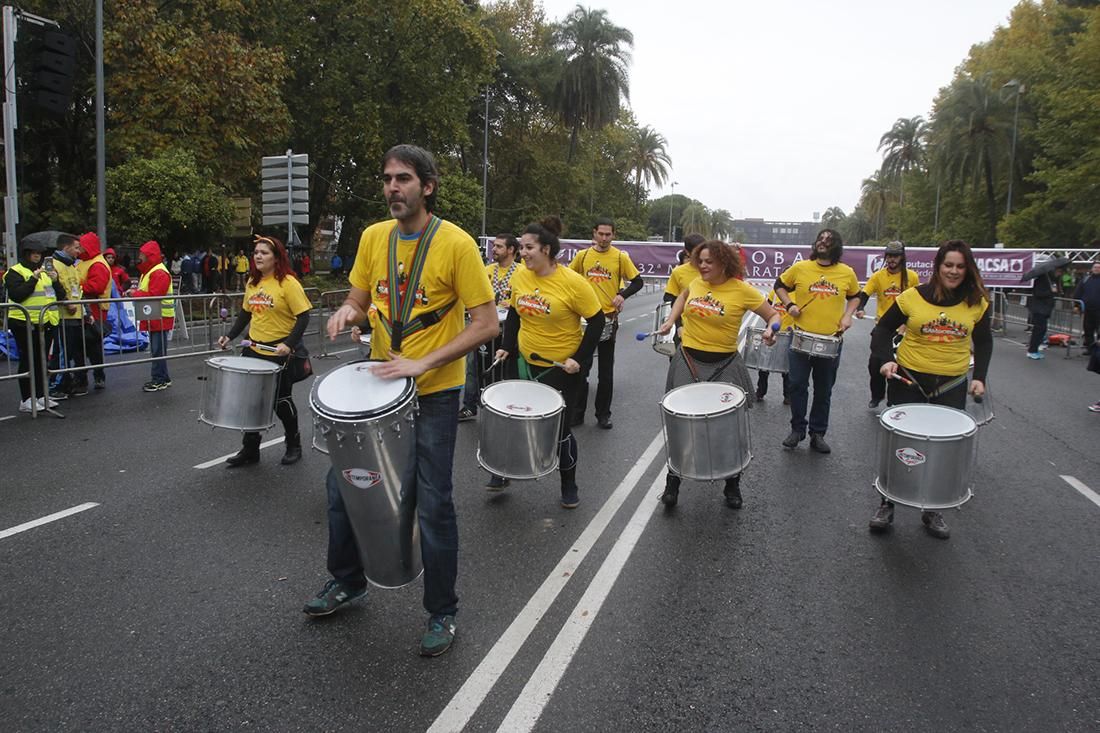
xmin=317 ymin=288 xmax=352 ymax=357
xmin=0 ymin=303 xmax=41 ymax=416
xmin=988 ymin=290 xmax=1084 ymax=358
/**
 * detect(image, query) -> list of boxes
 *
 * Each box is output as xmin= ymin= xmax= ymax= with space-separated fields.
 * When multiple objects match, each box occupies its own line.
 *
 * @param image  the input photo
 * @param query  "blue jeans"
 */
xmin=787 ymin=345 xmax=842 ymax=436
xmin=325 ymin=389 xmax=461 ymax=616
xmin=149 ymin=331 xmax=170 ymax=383
xmin=462 ymin=350 xmax=479 ymax=411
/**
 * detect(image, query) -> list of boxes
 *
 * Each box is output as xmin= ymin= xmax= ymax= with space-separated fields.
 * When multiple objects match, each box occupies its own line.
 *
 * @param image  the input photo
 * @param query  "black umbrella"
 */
xmin=1021 ymin=255 xmax=1070 ymax=281
xmin=20 ymin=230 xmax=75 ymax=252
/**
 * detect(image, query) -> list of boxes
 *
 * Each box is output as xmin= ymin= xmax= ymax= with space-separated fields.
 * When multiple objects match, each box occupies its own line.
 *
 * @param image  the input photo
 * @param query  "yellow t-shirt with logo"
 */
xmin=894 ymin=287 xmax=988 ymax=377
xmin=243 ymin=274 xmax=312 ymax=347
xmin=486 ymin=261 xmax=519 ymax=306
xmin=568 ymin=245 xmax=640 ymax=315
xmin=862 ymin=267 xmax=920 ymax=320
xmin=766 ymin=290 xmax=793 ymax=331
xmin=680 ymin=277 xmax=765 ymax=353
xmin=778 ymin=259 xmax=860 ymax=335
xmin=349 ymin=218 xmax=494 ymax=395
xmin=509 ymin=264 xmax=602 ymax=367
xmin=235 ymin=255 xmax=249 ymax=274
xmin=665 ymin=261 xmax=700 ymax=299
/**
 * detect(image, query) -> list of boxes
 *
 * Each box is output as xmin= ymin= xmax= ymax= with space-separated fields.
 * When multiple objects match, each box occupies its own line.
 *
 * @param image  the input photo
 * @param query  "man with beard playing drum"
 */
xmin=315 ymin=145 xmax=497 ymax=657
xmin=494 ymin=217 xmax=604 ymax=509
xmin=856 ymin=240 xmax=920 ymax=409
xmin=868 ymin=240 xmax=991 ymax=540
xmin=654 ymin=240 xmax=780 ymax=508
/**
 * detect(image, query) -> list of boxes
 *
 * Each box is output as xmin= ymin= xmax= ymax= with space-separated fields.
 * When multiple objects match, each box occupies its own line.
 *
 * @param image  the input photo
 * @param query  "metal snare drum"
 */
xmin=652 ymin=301 xmax=676 ymax=357
xmin=357 ymin=332 xmax=372 ymax=358
xmin=741 ymin=327 xmax=791 ymax=373
xmin=660 ymin=383 xmax=751 ymax=481
xmin=199 ymin=355 xmax=282 ymax=431
xmin=599 ymin=318 xmax=615 ymax=342
xmin=497 ymin=306 xmax=509 ymax=324
xmin=965 ymin=391 xmax=994 ymax=427
xmin=874 ymin=404 xmax=978 ymax=510
xmin=309 ymin=360 xmax=421 ymax=589
xmin=477 ymin=380 xmax=565 ymax=479
xmin=790 ymin=330 xmax=842 ymax=359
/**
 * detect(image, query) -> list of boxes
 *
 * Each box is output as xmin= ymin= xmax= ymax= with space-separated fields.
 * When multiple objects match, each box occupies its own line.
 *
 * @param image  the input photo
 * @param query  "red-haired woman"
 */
xmin=218 ymin=235 xmax=312 ymax=466
xmin=655 ymin=240 xmax=780 ymax=509
xmin=868 ymin=240 xmax=992 ymax=539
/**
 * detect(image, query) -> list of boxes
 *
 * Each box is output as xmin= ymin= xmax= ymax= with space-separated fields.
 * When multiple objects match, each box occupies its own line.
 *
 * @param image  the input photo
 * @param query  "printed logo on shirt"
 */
xmin=584 ymin=263 xmax=613 ymax=284
xmin=920 ymin=313 xmax=968 ymax=342
xmin=516 ymin=289 xmax=551 ymax=316
xmin=246 ymin=291 xmax=275 ymax=313
xmin=808 ymin=277 xmax=840 ymax=300
xmin=882 ymin=284 xmax=903 ymax=299
xmin=374 ymin=275 xmax=429 ymax=308
xmin=686 ymin=292 xmax=725 ymax=318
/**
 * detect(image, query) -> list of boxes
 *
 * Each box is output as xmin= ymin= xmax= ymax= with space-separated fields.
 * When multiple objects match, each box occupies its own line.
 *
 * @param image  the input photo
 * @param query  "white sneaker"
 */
xmin=45 ymin=397 xmax=59 ymax=408
xmin=35 ymin=397 xmax=58 ymax=410
xmin=19 ymin=398 xmax=33 ymax=413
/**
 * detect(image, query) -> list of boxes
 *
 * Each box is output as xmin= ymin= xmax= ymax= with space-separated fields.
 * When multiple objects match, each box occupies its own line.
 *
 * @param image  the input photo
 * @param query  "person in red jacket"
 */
xmin=77 ymin=232 xmax=112 ymax=389
xmin=104 ymin=248 xmax=130 ymax=295
xmin=129 ymin=241 xmax=175 ymax=391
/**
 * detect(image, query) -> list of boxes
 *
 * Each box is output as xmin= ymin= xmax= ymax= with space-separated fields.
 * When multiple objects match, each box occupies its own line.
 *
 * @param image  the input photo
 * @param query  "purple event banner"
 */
xmin=548 ymin=240 xmax=1036 ymax=289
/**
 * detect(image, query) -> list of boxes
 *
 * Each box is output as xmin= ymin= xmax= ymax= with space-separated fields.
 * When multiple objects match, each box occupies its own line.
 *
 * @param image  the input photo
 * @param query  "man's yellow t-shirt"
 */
xmin=568 ymin=245 xmax=640 ymax=315
xmin=680 ymin=277 xmax=765 ymax=353
xmin=243 ymin=274 xmax=312 ymax=348
xmin=235 ymin=255 xmax=249 ymax=274
xmin=766 ymin=290 xmax=793 ymax=331
xmin=665 ymin=261 xmax=700 ymax=299
xmin=894 ymin=287 xmax=988 ymax=377
xmin=349 ymin=218 xmax=494 ymax=395
xmin=486 ymin=261 xmax=519 ymax=306
xmin=778 ymin=259 xmax=860 ymax=335
xmin=509 ymin=264 xmax=602 ymax=367
xmin=862 ymin=267 xmax=920 ymax=320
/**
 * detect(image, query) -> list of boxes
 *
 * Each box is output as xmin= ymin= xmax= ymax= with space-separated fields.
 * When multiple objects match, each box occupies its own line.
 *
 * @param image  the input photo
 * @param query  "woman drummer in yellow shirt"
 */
xmin=495 ymin=217 xmax=605 ymax=509
xmin=655 ymin=240 xmax=780 ymax=509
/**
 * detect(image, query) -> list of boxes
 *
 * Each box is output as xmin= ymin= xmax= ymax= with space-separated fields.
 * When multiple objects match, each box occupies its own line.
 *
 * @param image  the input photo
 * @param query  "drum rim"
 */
xmin=205 ymin=355 xmax=283 ymax=373
xmin=480 ymin=379 xmax=565 ymax=417
xmin=309 ymin=359 xmax=416 ymax=420
xmin=660 ymin=382 xmax=746 ymax=416
xmin=791 ymin=329 xmax=841 ymax=343
xmin=878 ymin=404 xmax=978 ymax=439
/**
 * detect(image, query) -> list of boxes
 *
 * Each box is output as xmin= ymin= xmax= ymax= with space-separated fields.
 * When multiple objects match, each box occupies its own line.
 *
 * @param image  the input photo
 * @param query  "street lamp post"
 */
xmin=667 ymin=181 xmax=678 ymax=242
xmin=1003 ymin=79 xmax=1025 ymax=216
xmin=480 ymin=85 xmax=489 ymax=240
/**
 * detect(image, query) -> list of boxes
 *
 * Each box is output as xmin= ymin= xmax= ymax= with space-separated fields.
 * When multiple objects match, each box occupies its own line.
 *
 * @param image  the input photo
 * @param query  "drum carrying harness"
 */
xmin=377 ymin=215 xmax=456 ymax=352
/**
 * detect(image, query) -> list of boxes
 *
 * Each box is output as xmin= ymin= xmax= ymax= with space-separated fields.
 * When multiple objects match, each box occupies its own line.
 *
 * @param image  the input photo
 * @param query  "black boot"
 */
xmin=660 ymin=474 xmax=680 ymax=507
xmin=226 ymin=432 xmax=261 ymax=468
xmin=280 ymin=432 xmax=302 ymax=465
xmin=723 ymin=475 xmax=743 ymax=509
xmin=560 ymin=467 xmax=579 ymax=508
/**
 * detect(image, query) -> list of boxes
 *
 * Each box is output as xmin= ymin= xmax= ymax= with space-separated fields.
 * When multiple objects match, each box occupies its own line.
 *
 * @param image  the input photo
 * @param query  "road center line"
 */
xmin=0 ymin=415 xmax=15 ymax=422
xmin=427 ymin=432 xmax=665 ymax=733
xmin=496 ymin=472 xmax=664 ymax=732
xmin=0 ymin=502 xmax=100 ymax=540
xmin=1060 ymin=475 xmax=1100 ymax=509
xmin=194 ymin=437 xmax=285 ymax=469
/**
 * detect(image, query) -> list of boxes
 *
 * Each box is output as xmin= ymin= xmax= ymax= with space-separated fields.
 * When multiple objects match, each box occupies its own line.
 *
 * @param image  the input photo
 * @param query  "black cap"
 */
xmin=884 ymin=241 xmax=905 ymax=255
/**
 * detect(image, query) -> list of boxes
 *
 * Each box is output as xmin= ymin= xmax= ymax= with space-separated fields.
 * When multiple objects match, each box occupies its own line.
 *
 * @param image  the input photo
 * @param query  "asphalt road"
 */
xmin=1 ymin=288 xmax=1097 ymax=732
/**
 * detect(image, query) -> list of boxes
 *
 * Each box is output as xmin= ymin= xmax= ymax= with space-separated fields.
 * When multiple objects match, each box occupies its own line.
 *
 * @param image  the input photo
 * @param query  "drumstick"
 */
xmin=888 ymin=372 xmax=913 ymax=386
xmin=483 ymin=353 xmax=505 ymax=374
xmin=241 ymin=339 xmax=279 ymax=353
xmin=529 ymin=352 xmax=567 ymax=368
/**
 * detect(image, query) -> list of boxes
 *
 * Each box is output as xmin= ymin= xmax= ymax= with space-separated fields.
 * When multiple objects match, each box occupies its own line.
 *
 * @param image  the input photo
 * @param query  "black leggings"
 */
xmin=242 ymin=349 xmax=299 ymax=441
xmin=11 ymin=324 xmax=53 ymax=400
xmin=529 ymin=364 xmax=581 ymax=473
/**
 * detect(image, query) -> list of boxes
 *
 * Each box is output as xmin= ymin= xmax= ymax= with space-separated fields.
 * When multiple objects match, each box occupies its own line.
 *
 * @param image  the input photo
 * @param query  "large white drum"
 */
xmin=477 ymin=380 xmax=565 ymax=479
xmin=660 ymin=383 xmax=751 ymax=481
xmin=310 ymin=360 xmax=421 ymax=589
xmin=874 ymin=404 xmax=978 ymax=510
xmin=199 ymin=355 xmax=282 ymax=431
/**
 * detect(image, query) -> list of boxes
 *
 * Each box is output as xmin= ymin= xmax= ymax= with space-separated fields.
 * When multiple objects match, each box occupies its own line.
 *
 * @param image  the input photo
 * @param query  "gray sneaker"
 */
xmin=302 ymin=579 xmax=367 ymax=617
xmin=921 ymin=511 xmax=950 ymax=539
xmin=420 ymin=614 xmax=456 ymax=657
xmin=869 ymin=502 xmax=894 ymax=532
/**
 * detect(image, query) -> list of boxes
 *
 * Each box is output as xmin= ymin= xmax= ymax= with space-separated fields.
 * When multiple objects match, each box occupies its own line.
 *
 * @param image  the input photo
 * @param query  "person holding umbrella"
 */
xmin=1021 ymin=255 xmax=1070 ymax=359
xmin=867 ymin=240 xmax=993 ymax=539
xmin=4 ymin=234 xmax=64 ymax=412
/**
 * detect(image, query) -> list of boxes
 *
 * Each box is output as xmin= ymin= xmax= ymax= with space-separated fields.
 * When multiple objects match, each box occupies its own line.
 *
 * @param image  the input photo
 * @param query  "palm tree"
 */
xmin=551 ymin=6 xmax=634 ymax=163
xmin=627 ymin=125 xmax=671 ymax=214
xmin=931 ymin=73 xmax=1014 ymax=244
xmin=711 ymin=209 xmax=734 ymax=240
xmin=878 ymin=115 xmax=929 ymax=206
xmin=680 ymin=202 xmax=711 ymax=237
xmin=821 ymin=206 xmax=846 ymax=230
xmin=860 ymin=173 xmax=892 ymax=239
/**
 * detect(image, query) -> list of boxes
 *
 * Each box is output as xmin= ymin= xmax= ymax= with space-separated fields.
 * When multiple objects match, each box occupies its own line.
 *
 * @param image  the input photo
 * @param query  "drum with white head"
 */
xmin=478 ymin=380 xmax=565 ymax=479
xmin=874 ymin=404 xmax=978 ymax=510
xmin=660 ymin=383 xmax=751 ymax=481
xmin=199 ymin=355 xmax=282 ymax=431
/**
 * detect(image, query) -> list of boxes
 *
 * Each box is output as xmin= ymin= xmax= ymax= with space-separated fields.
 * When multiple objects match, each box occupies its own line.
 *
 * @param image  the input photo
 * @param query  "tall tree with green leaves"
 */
xmin=627 ymin=125 xmax=671 ymax=214
xmin=860 ymin=173 xmax=892 ymax=239
xmin=878 ymin=115 xmax=929 ymax=206
xmin=821 ymin=206 xmax=846 ymax=230
xmin=550 ymin=5 xmax=634 ymax=163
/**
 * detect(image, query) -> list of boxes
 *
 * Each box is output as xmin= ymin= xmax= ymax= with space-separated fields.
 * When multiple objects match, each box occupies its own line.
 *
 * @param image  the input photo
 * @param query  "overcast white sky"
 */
xmin=537 ymin=0 xmax=1023 ymax=222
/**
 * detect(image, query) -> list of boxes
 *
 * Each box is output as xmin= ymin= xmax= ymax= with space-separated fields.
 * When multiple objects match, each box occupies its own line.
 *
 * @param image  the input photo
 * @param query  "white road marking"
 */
xmin=193 ymin=437 xmax=285 ymax=469
xmin=427 ymin=432 xmax=665 ymax=733
xmin=496 ymin=472 xmax=664 ymax=732
xmin=0 ymin=502 xmax=100 ymax=540
xmin=1060 ymin=475 xmax=1100 ymax=509
xmin=0 ymin=415 xmax=15 ymax=422
xmin=1003 ymin=338 xmax=1027 ymax=347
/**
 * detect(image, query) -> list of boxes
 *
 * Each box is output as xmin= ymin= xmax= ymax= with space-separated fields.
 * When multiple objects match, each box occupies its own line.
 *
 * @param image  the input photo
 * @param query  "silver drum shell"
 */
xmin=874 ymin=405 xmax=978 ymax=510
xmin=790 ymin=330 xmax=841 ymax=359
xmin=741 ymin=327 xmax=791 ymax=373
xmin=477 ymin=380 xmax=565 ymax=479
xmin=660 ymin=384 xmax=752 ymax=481
xmin=199 ymin=356 xmax=281 ymax=431
xmin=309 ymin=369 xmax=421 ymax=589
xmin=652 ymin=302 xmax=676 ymax=357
